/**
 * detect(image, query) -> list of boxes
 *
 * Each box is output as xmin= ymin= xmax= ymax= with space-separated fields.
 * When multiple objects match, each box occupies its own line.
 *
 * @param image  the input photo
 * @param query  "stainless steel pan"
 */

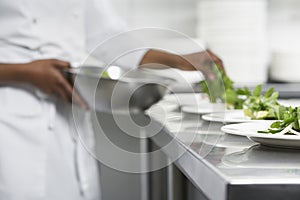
xmin=62 ymin=66 xmax=175 ymax=113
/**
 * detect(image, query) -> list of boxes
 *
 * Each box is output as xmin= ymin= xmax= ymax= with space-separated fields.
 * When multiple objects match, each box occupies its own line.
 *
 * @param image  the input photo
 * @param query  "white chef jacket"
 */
xmin=0 ymin=0 xmax=145 ymax=199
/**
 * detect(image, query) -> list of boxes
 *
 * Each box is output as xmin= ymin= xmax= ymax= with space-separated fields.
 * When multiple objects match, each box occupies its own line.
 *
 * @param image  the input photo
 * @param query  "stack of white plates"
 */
xmin=270 ymin=51 xmax=300 ymax=82
xmin=196 ymin=0 xmax=268 ymax=84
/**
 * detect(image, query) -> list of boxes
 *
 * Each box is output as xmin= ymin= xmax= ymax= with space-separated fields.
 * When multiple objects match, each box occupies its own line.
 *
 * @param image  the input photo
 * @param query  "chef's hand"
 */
xmin=140 ymin=49 xmax=224 ymax=80
xmin=25 ymin=59 xmax=87 ymax=109
xmin=180 ymin=50 xmax=225 ymax=80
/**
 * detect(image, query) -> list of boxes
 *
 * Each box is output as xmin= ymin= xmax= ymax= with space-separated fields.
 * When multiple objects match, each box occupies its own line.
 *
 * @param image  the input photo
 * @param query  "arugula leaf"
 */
xmin=200 ymin=65 xmax=250 ymax=109
xmin=200 ymin=65 xmax=227 ymax=103
xmin=264 ymin=87 xmax=274 ymax=98
xmin=257 ymin=130 xmax=271 ymax=134
xmin=252 ymin=85 xmax=262 ymax=97
xmin=270 ymin=121 xmax=281 ymax=128
xmin=236 ymin=87 xmax=250 ymax=96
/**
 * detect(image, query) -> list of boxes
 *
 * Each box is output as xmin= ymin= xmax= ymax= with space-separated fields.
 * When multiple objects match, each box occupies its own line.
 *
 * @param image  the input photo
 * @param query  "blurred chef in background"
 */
xmin=0 ymin=0 xmax=224 ymax=199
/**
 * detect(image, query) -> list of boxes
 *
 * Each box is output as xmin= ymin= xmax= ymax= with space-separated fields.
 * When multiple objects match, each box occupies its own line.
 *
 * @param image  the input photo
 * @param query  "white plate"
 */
xmin=278 ymin=99 xmax=300 ymax=107
xmin=181 ymin=103 xmax=226 ymax=115
xmin=163 ymin=93 xmax=209 ymax=106
xmin=202 ymin=110 xmax=250 ymax=123
xmin=148 ymin=101 xmax=179 ymax=112
xmin=221 ymin=121 xmax=300 ymax=149
xmin=221 ymin=121 xmax=274 ymax=136
xmin=146 ymin=101 xmax=180 ymax=121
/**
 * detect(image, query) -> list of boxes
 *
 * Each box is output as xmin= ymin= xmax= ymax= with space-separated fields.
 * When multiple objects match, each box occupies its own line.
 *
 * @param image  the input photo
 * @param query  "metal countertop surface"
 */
xmin=147 ymin=96 xmax=300 ymax=200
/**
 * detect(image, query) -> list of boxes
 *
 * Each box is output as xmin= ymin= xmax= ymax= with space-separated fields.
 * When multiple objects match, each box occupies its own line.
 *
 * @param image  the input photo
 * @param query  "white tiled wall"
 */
xmin=268 ymin=0 xmax=300 ymax=81
xmin=110 ymin=0 xmax=300 ymax=43
xmin=268 ymin=0 xmax=300 ymax=52
xmin=110 ymin=0 xmax=300 ymax=82
xmin=110 ymin=0 xmax=198 ymax=36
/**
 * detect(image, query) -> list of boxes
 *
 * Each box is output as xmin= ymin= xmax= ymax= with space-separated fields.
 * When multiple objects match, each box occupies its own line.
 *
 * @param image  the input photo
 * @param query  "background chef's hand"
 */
xmin=179 ymin=49 xmax=225 ymax=80
xmin=140 ymin=49 xmax=225 ymax=80
xmin=25 ymin=59 xmax=87 ymax=109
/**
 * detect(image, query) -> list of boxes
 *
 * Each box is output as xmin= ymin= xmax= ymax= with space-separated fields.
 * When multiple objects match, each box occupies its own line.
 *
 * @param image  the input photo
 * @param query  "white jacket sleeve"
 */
xmin=84 ymin=0 xmax=147 ymax=69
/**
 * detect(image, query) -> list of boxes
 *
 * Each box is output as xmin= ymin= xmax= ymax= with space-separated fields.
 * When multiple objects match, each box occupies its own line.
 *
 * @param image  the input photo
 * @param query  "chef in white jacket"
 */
xmin=0 ymin=0 xmax=224 ymax=199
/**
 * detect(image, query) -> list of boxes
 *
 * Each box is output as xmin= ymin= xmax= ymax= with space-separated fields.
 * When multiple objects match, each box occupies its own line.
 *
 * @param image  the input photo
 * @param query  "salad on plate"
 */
xmin=200 ymin=65 xmax=300 ymax=136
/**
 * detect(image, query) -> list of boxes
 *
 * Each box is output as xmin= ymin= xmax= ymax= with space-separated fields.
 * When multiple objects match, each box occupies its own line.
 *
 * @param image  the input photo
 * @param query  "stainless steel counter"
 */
xmin=148 ymin=99 xmax=300 ymax=200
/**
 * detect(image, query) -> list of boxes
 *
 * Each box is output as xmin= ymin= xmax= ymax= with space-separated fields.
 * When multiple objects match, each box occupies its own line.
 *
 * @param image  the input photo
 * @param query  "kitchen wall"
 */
xmin=268 ymin=0 xmax=300 ymax=82
xmin=111 ymin=0 xmax=198 ymax=36
xmin=110 ymin=0 xmax=300 ymax=83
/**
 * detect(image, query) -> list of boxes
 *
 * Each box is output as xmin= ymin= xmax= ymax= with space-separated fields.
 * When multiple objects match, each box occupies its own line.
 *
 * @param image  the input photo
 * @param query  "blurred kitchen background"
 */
xmin=110 ymin=0 xmax=300 ymax=84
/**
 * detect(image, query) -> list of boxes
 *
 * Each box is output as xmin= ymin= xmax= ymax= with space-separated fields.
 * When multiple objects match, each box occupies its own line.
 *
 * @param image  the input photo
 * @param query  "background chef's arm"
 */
xmin=0 ymin=60 xmax=86 ymax=108
xmin=139 ymin=49 xmax=225 ymax=80
xmin=84 ymin=0 xmax=225 ymax=77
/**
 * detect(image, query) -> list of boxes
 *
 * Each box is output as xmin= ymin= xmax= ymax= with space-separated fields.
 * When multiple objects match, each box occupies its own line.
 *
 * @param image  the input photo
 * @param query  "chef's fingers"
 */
xmin=56 ymin=73 xmax=88 ymax=110
xmin=53 ymin=72 xmax=72 ymax=102
xmin=51 ymin=59 xmax=71 ymax=69
xmin=55 ymin=87 xmax=71 ymax=103
xmin=52 ymin=65 xmax=88 ymax=110
xmin=200 ymin=65 xmax=216 ymax=81
xmin=206 ymin=49 xmax=225 ymax=73
xmin=72 ymin=91 xmax=89 ymax=111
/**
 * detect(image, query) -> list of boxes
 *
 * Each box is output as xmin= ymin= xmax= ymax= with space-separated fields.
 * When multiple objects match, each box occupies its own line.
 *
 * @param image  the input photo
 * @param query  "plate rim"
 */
xmin=202 ymin=110 xmax=250 ymax=123
xmin=181 ymin=104 xmax=226 ymax=115
xmin=221 ymin=122 xmax=300 ymax=141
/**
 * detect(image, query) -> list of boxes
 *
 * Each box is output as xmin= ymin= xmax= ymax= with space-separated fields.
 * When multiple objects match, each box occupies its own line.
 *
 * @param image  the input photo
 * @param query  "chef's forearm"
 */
xmin=139 ymin=49 xmax=185 ymax=69
xmin=0 ymin=63 xmax=30 ymax=83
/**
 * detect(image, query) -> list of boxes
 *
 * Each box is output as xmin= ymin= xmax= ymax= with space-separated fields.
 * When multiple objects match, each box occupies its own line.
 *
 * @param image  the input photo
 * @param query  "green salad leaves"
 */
xmin=199 ymin=65 xmax=231 ymax=103
xmin=199 ymin=66 xmax=280 ymax=113
xmin=258 ymin=107 xmax=300 ymax=135
xmin=225 ymin=86 xmax=250 ymax=110
xmin=200 ymin=68 xmax=300 ymax=135
xmin=200 ymin=67 xmax=300 ymax=135
xmin=243 ymin=85 xmax=287 ymax=120
xmin=199 ymin=65 xmax=246 ymax=108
